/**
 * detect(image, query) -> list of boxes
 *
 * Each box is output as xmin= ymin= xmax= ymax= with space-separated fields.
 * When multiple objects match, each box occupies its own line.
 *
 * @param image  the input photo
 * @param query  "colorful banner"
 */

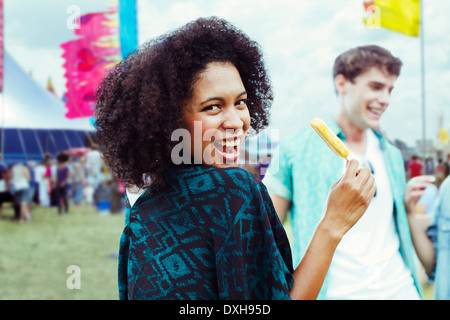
xmin=119 ymin=0 xmax=138 ymax=59
xmin=0 ymin=0 xmax=4 ymax=93
xmin=438 ymin=129 xmax=449 ymax=145
xmin=363 ymin=0 xmax=420 ymax=37
xmin=61 ymin=5 xmax=121 ymax=119
xmin=47 ymin=77 xmax=58 ymax=97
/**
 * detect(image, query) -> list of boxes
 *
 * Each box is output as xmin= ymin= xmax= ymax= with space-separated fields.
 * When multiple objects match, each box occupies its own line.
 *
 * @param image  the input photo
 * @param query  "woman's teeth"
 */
xmin=214 ymin=139 xmax=239 ymax=155
xmin=218 ymin=140 xmax=239 ymax=147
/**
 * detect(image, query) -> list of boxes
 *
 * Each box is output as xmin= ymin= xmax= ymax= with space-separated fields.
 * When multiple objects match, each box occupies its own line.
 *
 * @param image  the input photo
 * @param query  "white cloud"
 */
xmin=5 ymin=0 xmax=450 ymax=148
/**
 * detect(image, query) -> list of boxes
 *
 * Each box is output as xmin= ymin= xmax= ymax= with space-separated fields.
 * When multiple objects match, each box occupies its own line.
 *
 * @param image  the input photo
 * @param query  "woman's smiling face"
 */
xmin=182 ymin=61 xmax=251 ymax=167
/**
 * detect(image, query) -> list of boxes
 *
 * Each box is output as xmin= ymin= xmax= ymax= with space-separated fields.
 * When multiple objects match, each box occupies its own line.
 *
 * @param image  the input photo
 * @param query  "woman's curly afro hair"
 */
xmin=95 ymin=16 xmax=273 ymax=189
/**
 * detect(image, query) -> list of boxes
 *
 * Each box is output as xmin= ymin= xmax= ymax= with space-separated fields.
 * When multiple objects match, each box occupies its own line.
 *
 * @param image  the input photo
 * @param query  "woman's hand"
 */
xmin=289 ymin=159 xmax=375 ymax=299
xmin=289 ymin=159 xmax=376 ymax=299
xmin=322 ymin=159 xmax=376 ymax=240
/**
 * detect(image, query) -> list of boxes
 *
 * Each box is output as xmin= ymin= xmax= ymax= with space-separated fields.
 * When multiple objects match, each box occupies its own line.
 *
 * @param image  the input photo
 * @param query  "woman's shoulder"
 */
xmin=201 ymin=166 xmax=260 ymax=196
xmin=215 ymin=166 xmax=258 ymax=184
xmin=168 ymin=165 xmax=259 ymax=192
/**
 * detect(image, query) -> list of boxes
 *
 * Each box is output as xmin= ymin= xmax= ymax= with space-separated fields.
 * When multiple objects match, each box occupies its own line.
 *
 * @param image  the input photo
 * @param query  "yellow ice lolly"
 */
xmin=310 ymin=118 xmax=349 ymax=159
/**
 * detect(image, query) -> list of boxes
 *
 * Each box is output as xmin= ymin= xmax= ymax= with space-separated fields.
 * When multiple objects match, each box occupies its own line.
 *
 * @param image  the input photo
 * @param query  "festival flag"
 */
xmin=61 ymin=4 xmax=121 ymax=119
xmin=438 ymin=129 xmax=449 ymax=145
xmin=119 ymin=0 xmax=138 ymax=59
xmin=437 ymin=112 xmax=449 ymax=145
xmin=0 ymin=0 xmax=4 ymax=93
xmin=46 ymin=77 xmax=58 ymax=97
xmin=363 ymin=0 xmax=420 ymax=37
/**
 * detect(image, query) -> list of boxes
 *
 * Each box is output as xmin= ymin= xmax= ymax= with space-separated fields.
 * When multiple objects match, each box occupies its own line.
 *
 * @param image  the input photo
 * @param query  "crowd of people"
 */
xmin=407 ymin=154 xmax=450 ymax=183
xmin=0 ymin=146 xmax=125 ymax=223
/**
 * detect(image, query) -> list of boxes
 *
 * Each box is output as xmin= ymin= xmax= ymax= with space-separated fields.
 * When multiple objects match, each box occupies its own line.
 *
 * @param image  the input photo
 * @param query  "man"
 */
xmin=264 ymin=45 xmax=432 ymax=299
xmin=408 ymin=155 xmax=423 ymax=179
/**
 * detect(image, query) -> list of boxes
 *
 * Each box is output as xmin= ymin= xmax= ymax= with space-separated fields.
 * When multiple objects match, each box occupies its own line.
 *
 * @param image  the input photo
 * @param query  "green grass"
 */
xmin=0 ymin=203 xmax=435 ymax=300
xmin=0 ymin=203 xmax=124 ymax=300
xmin=423 ymin=282 xmax=434 ymax=300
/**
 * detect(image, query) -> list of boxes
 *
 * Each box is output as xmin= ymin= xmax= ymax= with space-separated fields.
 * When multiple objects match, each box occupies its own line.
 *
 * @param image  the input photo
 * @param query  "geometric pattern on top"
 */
xmin=118 ymin=164 xmax=294 ymax=300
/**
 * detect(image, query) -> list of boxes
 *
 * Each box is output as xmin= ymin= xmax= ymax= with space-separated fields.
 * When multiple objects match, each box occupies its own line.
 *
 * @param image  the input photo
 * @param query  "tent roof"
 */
xmin=2 ymin=50 xmax=94 ymax=131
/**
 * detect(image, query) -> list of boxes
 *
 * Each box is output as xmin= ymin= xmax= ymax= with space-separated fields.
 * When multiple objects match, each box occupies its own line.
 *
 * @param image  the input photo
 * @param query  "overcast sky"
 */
xmin=5 ymin=0 xmax=450 ymax=147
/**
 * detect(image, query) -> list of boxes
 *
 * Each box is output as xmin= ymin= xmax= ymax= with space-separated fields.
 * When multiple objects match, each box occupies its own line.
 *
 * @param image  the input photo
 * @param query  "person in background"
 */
xmin=424 ymin=157 xmax=434 ymax=175
xmin=408 ymin=175 xmax=450 ymax=299
xmin=94 ymin=180 xmax=111 ymax=214
xmin=408 ymin=155 xmax=423 ymax=179
xmin=85 ymin=145 xmax=103 ymax=190
xmin=25 ymin=160 xmax=37 ymax=217
xmin=11 ymin=162 xmax=31 ymax=223
xmin=34 ymin=156 xmax=50 ymax=206
xmin=71 ymin=157 xmax=87 ymax=207
xmin=446 ymin=154 xmax=450 ymax=177
xmin=55 ymin=151 xmax=71 ymax=215
xmin=0 ymin=157 xmax=12 ymax=218
xmin=0 ymin=154 xmax=5 ymax=172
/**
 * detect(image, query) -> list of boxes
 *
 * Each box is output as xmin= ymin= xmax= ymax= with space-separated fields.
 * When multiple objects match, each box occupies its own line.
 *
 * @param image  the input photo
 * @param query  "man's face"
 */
xmin=338 ymin=67 xmax=398 ymax=130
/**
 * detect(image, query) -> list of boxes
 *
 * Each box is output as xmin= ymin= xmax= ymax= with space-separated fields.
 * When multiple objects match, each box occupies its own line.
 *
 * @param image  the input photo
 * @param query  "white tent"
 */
xmin=2 ymin=50 xmax=93 ymax=130
xmin=1 ymin=50 xmax=94 ymax=163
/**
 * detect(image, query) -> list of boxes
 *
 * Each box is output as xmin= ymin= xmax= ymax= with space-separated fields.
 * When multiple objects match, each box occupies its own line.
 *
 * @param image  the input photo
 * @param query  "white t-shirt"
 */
xmin=325 ymin=130 xmax=419 ymax=300
xmin=126 ymin=188 xmax=142 ymax=207
xmin=11 ymin=164 xmax=30 ymax=191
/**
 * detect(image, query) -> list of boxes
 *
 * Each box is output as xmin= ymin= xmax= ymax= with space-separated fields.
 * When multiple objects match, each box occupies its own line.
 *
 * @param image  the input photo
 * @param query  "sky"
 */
xmin=4 ymin=0 xmax=450 ymax=148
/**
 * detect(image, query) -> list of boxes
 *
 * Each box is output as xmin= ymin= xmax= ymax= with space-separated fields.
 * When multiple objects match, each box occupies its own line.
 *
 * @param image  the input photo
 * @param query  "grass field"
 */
xmin=0 ymin=204 xmax=124 ymax=300
xmin=0 ymin=202 xmax=434 ymax=300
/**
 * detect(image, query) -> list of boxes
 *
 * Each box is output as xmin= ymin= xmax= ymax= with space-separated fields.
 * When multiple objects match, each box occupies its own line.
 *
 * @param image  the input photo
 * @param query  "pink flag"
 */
xmin=61 ymin=7 xmax=120 ymax=119
xmin=0 ymin=0 xmax=4 ymax=93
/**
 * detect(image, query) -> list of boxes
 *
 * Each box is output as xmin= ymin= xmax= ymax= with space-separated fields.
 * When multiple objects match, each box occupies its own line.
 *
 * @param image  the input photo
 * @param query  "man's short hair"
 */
xmin=333 ymin=45 xmax=402 ymax=83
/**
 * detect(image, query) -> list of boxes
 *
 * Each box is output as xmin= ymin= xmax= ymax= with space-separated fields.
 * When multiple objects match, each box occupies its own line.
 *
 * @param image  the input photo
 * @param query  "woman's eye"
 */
xmin=236 ymin=99 xmax=247 ymax=106
xmin=203 ymin=105 xmax=220 ymax=111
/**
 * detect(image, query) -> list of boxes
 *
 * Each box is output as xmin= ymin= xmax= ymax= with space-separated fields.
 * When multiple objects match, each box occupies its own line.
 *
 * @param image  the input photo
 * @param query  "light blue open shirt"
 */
xmin=263 ymin=118 xmax=422 ymax=299
xmin=428 ymin=176 xmax=450 ymax=300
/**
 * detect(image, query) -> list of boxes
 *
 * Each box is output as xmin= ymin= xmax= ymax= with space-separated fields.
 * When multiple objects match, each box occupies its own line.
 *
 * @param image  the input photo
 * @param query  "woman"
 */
xmin=95 ymin=17 xmax=375 ymax=300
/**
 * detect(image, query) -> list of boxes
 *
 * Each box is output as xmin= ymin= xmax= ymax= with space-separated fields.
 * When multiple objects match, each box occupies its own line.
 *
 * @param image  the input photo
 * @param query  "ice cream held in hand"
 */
xmin=310 ymin=118 xmax=349 ymax=160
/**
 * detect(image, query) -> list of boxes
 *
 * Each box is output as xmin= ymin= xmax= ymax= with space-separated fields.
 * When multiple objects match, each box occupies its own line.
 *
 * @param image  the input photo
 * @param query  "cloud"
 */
xmin=5 ymin=0 xmax=450 ymax=148
xmin=135 ymin=0 xmax=450 ymax=146
xmin=5 ymin=0 xmax=112 ymax=95
xmin=5 ymin=0 xmax=112 ymax=48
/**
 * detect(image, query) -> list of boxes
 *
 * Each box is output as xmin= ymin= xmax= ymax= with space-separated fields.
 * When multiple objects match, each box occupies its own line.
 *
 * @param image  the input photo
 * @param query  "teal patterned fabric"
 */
xmin=118 ymin=165 xmax=294 ymax=300
xmin=263 ymin=117 xmax=422 ymax=299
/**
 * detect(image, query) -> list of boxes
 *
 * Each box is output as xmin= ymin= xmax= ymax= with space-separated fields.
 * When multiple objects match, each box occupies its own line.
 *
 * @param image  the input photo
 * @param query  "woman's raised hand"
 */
xmin=322 ymin=159 xmax=376 ymax=240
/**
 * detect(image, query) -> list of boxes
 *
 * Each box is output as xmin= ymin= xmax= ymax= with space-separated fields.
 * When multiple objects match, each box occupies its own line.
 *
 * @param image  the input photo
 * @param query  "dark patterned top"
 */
xmin=118 ymin=165 xmax=294 ymax=300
